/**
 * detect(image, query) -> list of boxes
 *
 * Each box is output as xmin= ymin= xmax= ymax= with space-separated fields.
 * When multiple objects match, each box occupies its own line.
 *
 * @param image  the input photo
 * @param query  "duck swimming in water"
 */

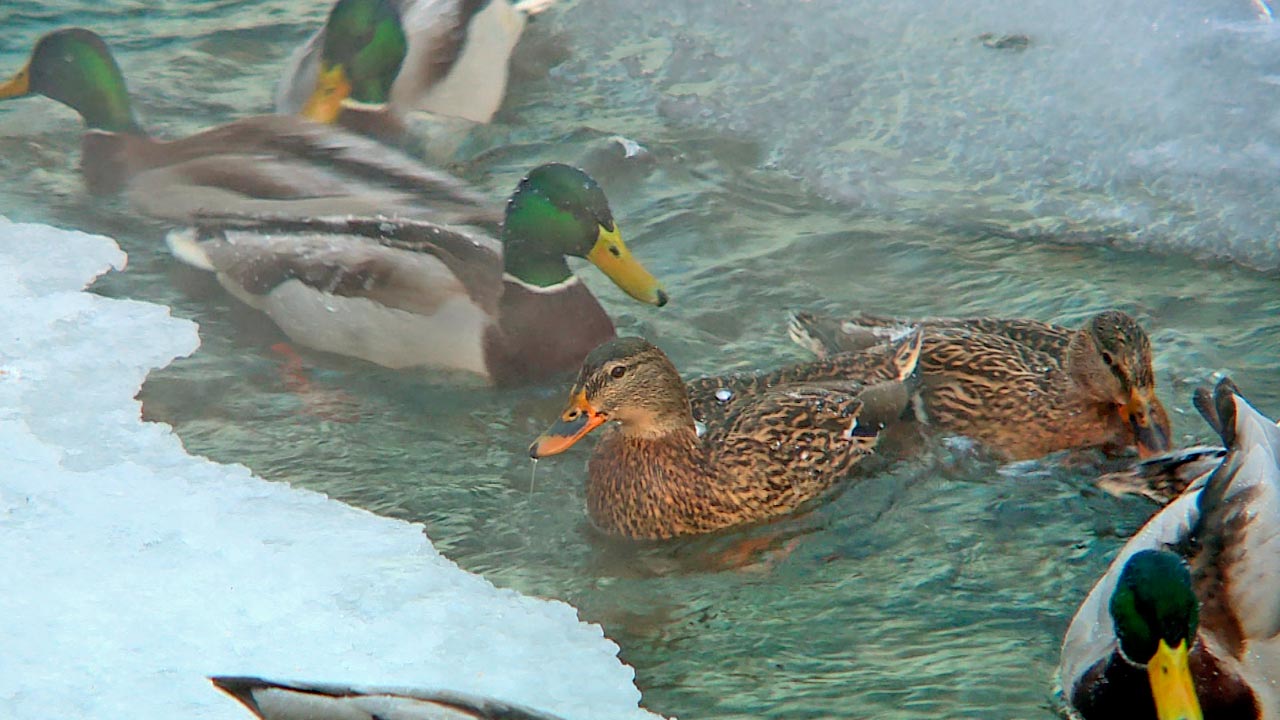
xmin=787 ymin=309 xmax=1172 ymax=460
xmin=1058 ymin=378 xmax=1280 ymax=720
xmin=0 ymin=20 xmax=492 ymax=225
xmin=277 ymin=0 xmax=556 ymax=142
xmin=167 ymin=163 xmax=666 ymax=384
xmin=529 ymin=331 xmax=923 ymax=539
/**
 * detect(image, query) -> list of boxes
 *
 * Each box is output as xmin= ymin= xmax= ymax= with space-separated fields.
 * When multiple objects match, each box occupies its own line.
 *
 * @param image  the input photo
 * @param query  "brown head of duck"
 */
xmin=1065 ymin=310 xmax=1171 ymax=458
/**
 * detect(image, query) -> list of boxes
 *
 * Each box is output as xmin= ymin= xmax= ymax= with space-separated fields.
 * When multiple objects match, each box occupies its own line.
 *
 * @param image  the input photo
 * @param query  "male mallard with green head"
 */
xmin=528 ymin=330 xmax=923 ymax=539
xmin=787 ymin=309 xmax=1172 ymax=460
xmin=0 ymin=18 xmax=492 ymax=224
xmin=168 ymin=163 xmax=666 ymax=385
xmin=278 ymin=0 xmax=556 ymax=134
xmin=211 ymin=676 xmax=567 ymax=720
xmin=1059 ymin=378 xmax=1280 ymax=719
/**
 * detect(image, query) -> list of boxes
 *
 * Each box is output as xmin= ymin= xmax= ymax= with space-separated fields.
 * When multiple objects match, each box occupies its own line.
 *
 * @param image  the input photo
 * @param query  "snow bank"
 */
xmin=0 ymin=218 xmax=657 ymax=720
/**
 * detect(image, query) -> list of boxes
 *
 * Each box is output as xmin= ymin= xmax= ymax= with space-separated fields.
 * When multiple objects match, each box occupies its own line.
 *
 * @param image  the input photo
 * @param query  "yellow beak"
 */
xmin=528 ymin=390 xmax=607 ymax=458
xmin=0 ymin=63 xmax=31 ymax=99
xmin=1147 ymin=638 xmax=1202 ymax=720
xmin=585 ymin=225 xmax=668 ymax=307
xmin=300 ymin=64 xmax=351 ymax=124
xmin=1120 ymin=386 xmax=1172 ymax=458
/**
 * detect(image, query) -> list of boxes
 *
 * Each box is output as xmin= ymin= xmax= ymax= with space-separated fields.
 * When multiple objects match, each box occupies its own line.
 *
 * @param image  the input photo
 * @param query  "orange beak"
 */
xmin=1120 ymin=386 xmax=1172 ymax=458
xmin=529 ymin=390 xmax=607 ymax=458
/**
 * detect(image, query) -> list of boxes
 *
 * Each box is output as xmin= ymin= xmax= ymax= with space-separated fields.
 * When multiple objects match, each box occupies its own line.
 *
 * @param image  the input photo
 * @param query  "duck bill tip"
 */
xmin=529 ymin=393 xmax=606 ymax=458
xmin=1147 ymin=639 xmax=1202 ymax=720
xmin=0 ymin=64 xmax=31 ymax=99
xmin=300 ymin=64 xmax=351 ymax=124
xmin=586 ymin=225 xmax=666 ymax=306
xmin=1126 ymin=388 xmax=1172 ymax=457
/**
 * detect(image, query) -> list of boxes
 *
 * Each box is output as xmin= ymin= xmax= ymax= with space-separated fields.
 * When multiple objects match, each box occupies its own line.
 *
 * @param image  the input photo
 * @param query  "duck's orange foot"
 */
xmin=707 ymin=532 xmax=803 ymax=573
xmin=269 ymin=343 xmax=362 ymax=423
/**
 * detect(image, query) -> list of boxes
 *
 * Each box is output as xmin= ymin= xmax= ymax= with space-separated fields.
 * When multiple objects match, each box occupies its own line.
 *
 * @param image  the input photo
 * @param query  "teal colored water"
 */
xmin=2 ymin=2 xmax=1278 ymax=719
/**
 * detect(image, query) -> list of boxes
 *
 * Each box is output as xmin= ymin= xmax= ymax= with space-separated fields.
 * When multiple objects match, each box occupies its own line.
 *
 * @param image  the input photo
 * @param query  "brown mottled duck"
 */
xmin=786 ymin=309 xmax=1172 ymax=460
xmin=528 ymin=331 xmax=923 ymax=540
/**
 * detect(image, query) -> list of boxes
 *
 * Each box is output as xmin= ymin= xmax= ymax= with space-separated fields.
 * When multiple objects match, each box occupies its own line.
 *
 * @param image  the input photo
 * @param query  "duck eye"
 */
xmin=610 ymin=365 xmax=627 ymax=379
xmin=1101 ymin=351 xmax=1115 ymax=367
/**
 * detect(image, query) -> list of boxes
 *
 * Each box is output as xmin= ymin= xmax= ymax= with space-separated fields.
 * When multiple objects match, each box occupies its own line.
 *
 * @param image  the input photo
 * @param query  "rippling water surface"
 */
xmin=3 ymin=1 xmax=1279 ymax=718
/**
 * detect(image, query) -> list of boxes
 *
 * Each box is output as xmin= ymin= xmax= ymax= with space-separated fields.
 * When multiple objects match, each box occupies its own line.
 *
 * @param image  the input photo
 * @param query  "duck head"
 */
xmin=0 ymin=28 xmax=142 ymax=133
xmin=1068 ymin=310 xmax=1171 ymax=457
xmin=503 ymin=163 xmax=667 ymax=306
xmin=302 ymin=0 xmax=408 ymax=123
xmin=529 ymin=337 xmax=690 ymax=457
xmin=1110 ymin=549 xmax=1202 ymax=720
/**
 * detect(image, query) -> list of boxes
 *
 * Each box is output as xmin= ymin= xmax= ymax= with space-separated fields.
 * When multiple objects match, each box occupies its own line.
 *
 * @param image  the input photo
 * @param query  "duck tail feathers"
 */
xmin=165 ymin=228 xmax=215 ymax=271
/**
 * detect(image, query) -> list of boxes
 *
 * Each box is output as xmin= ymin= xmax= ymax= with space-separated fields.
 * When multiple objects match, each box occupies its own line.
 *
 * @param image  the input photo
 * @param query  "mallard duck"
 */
xmin=167 ymin=163 xmax=666 ymax=384
xmin=527 ymin=330 xmax=923 ymax=539
xmin=277 ymin=0 xmax=555 ymax=133
xmin=1058 ymin=377 xmax=1280 ymax=719
xmin=786 ymin=309 xmax=1172 ymax=460
xmin=0 ymin=25 xmax=495 ymax=225
xmin=211 ymin=676 xmax=567 ymax=720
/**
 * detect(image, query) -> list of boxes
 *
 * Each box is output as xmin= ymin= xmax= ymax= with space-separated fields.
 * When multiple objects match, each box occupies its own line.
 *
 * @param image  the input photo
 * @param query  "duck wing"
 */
xmin=129 ymin=115 xmax=500 ymax=226
xmin=1092 ymin=445 xmax=1226 ymax=504
xmin=701 ymin=383 xmax=876 ymax=506
xmin=1186 ymin=380 xmax=1280 ymax=667
xmin=171 ymin=215 xmax=503 ymax=317
xmin=690 ymin=328 xmax=922 ymax=430
xmin=789 ymin=310 xmax=1070 ymax=361
xmin=211 ymin=675 xmax=567 ymax=720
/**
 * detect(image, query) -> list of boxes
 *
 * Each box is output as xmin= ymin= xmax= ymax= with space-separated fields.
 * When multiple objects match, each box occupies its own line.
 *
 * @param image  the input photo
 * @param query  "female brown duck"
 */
xmin=529 ymin=332 xmax=923 ymax=539
xmin=787 ymin=309 xmax=1172 ymax=460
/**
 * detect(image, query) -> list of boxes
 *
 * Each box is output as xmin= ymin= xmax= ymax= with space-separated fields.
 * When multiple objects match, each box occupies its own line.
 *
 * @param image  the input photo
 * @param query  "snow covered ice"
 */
xmin=0 ymin=218 xmax=658 ymax=720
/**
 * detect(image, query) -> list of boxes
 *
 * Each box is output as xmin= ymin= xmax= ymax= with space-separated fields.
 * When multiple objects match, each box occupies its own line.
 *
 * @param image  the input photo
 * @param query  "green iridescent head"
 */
xmin=0 ymin=28 xmax=142 ymax=134
xmin=302 ymin=0 xmax=407 ymax=123
xmin=1109 ymin=549 xmax=1203 ymax=720
xmin=502 ymin=163 xmax=667 ymax=307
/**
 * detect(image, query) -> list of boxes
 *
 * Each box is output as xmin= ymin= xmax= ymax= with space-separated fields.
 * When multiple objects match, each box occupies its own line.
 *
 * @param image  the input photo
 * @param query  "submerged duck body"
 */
xmin=211 ymin=676 xmax=568 ymax=720
xmin=1059 ymin=378 xmax=1280 ymax=720
xmin=529 ymin=331 xmax=923 ymax=539
xmin=168 ymin=163 xmax=666 ymax=384
xmin=0 ymin=26 xmax=495 ymax=225
xmin=787 ymin=310 xmax=1172 ymax=460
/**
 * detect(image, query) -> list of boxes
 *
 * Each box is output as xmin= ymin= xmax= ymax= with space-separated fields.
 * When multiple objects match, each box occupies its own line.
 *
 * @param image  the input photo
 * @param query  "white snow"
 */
xmin=0 ymin=218 xmax=659 ymax=720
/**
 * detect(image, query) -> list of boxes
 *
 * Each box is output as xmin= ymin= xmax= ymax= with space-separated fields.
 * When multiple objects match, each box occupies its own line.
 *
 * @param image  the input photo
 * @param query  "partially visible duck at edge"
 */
xmin=211 ymin=676 xmax=568 ymax=720
xmin=1058 ymin=377 xmax=1280 ymax=720
xmin=787 ymin=309 xmax=1172 ymax=460
xmin=167 ymin=163 xmax=667 ymax=385
xmin=529 ymin=331 xmax=923 ymax=539
xmin=279 ymin=0 xmax=557 ymax=143
xmin=0 ymin=17 xmax=495 ymax=225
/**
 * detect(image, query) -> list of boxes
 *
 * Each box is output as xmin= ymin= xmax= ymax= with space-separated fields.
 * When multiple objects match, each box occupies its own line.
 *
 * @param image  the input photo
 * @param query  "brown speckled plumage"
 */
xmin=531 ymin=332 xmax=923 ymax=540
xmin=787 ymin=309 xmax=1172 ymax=460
